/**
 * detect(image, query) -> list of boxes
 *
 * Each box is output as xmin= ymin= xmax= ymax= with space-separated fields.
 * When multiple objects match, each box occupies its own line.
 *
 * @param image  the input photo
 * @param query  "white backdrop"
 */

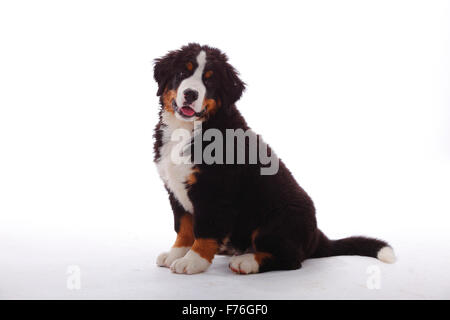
xmin=0 ymin=0 xmax=449 ymax=299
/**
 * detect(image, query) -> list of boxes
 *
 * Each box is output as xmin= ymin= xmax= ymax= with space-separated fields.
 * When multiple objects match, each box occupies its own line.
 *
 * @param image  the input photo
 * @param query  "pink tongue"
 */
xmin=180 ymin=107 xmax=195 ymax=116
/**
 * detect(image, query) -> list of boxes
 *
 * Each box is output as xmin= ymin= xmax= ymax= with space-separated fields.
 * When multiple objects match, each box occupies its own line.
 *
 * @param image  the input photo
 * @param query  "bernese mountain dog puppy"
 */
xmin=153 ymin=43 xmax=396 ymax=275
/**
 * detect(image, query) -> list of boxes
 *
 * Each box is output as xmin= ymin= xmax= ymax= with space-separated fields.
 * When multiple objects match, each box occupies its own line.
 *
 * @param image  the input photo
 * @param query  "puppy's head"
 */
xmin=154 ymin=43 xmax=245 ymax=121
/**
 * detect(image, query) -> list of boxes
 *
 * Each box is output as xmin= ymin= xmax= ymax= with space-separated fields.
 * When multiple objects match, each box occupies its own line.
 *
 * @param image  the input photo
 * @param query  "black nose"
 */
xmin=183 ymin=89 xmax=198 ymax=104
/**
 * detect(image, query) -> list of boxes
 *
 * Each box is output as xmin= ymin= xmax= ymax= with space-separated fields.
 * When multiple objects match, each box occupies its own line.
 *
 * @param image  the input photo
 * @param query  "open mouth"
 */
xmin=172 ymin=100 xmax=206 ymax=118
xmin=180 ymin=106 xmax=195 ymax=117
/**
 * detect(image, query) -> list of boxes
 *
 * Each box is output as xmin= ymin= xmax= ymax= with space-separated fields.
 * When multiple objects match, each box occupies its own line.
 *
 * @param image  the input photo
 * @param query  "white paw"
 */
xmin=156 ymin=247 xmax=190 ymax=267
xmin=229 ymin=254 xmax=259 ymax=274
xmin=377 ymin=246 xmax=396 ymax=264
xmin=170 ymin=250 xmax=211 ymax=274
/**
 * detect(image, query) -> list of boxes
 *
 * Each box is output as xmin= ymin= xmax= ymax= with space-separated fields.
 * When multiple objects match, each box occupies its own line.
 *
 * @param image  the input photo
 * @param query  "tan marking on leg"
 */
xmin=254 ymin=252 xmax=272 ymax=265
xmin=191 ymin=238 xmax=219 ymax=263
xmin=173 ymin=214 xmax=194 ymax=248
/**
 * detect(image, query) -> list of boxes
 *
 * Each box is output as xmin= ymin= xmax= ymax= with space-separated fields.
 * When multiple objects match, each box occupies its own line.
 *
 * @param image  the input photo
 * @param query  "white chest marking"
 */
xmin=156 ymin=111 xmax=195 ymax=213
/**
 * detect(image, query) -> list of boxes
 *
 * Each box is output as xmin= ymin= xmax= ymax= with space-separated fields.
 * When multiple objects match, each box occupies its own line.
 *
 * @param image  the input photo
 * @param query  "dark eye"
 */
xmin=177 ymin=71 xmax=186 ymax=79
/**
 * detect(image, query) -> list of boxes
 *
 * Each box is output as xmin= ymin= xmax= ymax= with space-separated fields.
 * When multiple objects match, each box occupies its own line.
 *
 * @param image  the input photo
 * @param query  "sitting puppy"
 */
xmin=153 ymin=43 xmax=395 ymax=275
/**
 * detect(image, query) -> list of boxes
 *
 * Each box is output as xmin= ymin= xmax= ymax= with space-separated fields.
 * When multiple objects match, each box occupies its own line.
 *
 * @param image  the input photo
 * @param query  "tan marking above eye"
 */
xmin=186 ymin=62 xmax=193 ymax=71
xmin=204 ymin=70 xmax=213 ymax=79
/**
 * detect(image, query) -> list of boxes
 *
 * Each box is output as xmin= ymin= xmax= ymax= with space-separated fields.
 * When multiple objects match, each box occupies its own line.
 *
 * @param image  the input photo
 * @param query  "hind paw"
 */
xmin=229 ymin=254 xmax=259 ymax=274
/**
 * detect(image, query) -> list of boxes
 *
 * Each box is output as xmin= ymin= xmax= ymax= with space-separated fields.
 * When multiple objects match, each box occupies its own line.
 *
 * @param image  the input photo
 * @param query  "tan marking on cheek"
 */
xmin=186 ymin=167 xmax=200 ymax=186
xmin=254 ymin=252 xmax=272 ymax=265
xmin=173 ymin=214 xmax=194 ymax=247
xmin=202 ymin=98 xmax=219 ymax=118
xmin=191 ymin=239 xmax=219 ymax=263
xmin=204 ymin=70 xmax=213 ymax=78
xmin=186 ymin=62 xmax=193 ymax=71
xmin=163 ymin=89 xmax=177 ymax=114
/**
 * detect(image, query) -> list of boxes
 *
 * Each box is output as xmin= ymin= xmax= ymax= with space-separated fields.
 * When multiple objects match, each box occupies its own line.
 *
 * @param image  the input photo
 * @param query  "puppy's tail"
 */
xmin=311 ymin=230 xmax=396 ymax=263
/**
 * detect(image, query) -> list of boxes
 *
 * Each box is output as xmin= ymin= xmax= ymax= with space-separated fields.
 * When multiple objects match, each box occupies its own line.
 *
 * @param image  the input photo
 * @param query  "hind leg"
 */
xmin=229 ymin=233 xmax=304 ymax=274
xmin=229 ymin=206 xmax=315 ymax=274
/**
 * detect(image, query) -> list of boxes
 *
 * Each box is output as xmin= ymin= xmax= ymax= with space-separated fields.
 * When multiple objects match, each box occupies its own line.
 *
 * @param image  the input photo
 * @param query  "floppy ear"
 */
xmin=222 ymin=64 xmax=246 ymax=106
xmin=153 ymin=50 xmax=178 ymax=96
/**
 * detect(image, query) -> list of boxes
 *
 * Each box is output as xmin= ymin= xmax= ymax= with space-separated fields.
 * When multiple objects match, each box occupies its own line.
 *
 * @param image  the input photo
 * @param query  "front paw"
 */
xmin=156 ymin=247 xmax=190 ymax=267
xmin=170 ymin=250 xmax=211 ymax=274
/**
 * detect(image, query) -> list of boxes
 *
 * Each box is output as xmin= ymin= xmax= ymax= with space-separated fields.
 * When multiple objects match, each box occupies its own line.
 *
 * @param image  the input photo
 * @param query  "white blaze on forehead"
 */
xmin=176 ymin=51 xmax=207 ymax=114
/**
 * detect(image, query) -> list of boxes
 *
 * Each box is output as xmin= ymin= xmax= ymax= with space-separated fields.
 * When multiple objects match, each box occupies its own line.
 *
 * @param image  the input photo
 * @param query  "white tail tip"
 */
xmin=377 ymin=246 xmax=396 ymax=263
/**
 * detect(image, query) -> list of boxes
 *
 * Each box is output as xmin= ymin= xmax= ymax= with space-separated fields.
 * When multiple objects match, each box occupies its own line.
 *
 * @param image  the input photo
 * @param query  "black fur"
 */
xmin=153 ymin=43 xmax=392 ymax=273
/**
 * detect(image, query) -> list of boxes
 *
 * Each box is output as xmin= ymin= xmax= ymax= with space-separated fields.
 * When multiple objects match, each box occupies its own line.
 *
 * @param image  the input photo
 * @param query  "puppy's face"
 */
xmin=154 ymin=43 xmax=245 ymax=122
